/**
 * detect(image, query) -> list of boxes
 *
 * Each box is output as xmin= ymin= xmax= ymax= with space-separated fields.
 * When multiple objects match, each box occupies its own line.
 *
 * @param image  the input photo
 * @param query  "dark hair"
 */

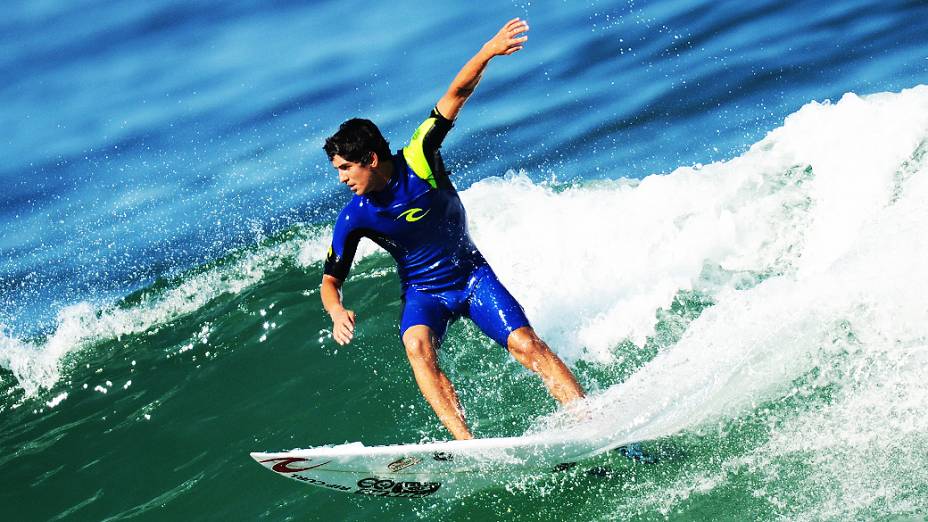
xmin=323 ymin=118 xmax=391 ymax=164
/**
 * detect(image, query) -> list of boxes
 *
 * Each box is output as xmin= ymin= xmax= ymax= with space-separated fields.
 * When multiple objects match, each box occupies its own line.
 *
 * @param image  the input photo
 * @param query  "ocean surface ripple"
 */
xmin=2 ymin=1 xmax=927 ymax=520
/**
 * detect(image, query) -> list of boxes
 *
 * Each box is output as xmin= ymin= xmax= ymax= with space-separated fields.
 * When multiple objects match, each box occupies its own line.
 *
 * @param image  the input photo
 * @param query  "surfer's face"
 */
xmin=331 ymin=154 xmax=380 ymax=195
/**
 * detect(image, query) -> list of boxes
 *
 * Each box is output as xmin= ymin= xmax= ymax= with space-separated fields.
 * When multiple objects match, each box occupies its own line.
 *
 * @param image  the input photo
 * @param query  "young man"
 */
xmin=321 ymin=18 xmax=584 ymax=440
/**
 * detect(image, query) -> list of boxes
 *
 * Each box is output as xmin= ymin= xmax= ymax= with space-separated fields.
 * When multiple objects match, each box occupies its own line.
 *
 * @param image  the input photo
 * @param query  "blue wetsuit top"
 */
xmin=323 ymin=108 xmax=486 ymax=292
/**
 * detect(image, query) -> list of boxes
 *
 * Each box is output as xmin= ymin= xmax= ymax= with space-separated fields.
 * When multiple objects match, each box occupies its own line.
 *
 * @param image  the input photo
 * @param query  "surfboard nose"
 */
xmin=249 ymin=451 xmax=272 ymax=461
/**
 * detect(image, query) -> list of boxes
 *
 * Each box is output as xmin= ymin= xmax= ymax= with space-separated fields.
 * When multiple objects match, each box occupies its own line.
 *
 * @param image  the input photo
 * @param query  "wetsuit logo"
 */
xmin=397 ymin=208 xmax=430 ymax=222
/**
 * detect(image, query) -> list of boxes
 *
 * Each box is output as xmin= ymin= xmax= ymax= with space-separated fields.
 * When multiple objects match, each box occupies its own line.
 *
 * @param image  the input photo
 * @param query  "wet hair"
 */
xmin=323 ymin=118 xmax=391 ymax=165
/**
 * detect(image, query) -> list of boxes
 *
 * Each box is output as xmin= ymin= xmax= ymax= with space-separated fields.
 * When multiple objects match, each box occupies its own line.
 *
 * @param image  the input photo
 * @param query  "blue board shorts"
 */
xmin=400 ymin=264 xmax=530 ymax=347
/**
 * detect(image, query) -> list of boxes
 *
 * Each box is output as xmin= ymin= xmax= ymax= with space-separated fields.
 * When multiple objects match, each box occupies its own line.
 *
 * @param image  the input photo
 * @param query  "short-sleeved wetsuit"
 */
xmin=323 ymin=108 xmax=529 ymax=346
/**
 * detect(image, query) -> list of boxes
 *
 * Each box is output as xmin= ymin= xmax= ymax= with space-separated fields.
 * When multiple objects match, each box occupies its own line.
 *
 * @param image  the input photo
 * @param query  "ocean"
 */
xmin=2 ymin=0 xmax=927 ymax=520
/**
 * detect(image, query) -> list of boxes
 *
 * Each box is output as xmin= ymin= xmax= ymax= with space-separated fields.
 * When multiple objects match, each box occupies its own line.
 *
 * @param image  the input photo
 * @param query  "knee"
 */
xmin=507 ymin=328 xmax=547 ymax=361
xmin=403 ymin=332 xmax=436 ymax=363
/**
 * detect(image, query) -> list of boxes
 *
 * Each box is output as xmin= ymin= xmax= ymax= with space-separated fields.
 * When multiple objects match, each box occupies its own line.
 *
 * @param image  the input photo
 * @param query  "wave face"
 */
xmin=3 ymin=0 xmax=928 ymax=520
xmin=3 ymin=86 xmax=927 ymax=521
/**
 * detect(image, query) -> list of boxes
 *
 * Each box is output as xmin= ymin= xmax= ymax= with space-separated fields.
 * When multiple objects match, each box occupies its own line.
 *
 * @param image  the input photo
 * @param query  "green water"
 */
xmin=3 ymin=225 xmax=928 ymax=521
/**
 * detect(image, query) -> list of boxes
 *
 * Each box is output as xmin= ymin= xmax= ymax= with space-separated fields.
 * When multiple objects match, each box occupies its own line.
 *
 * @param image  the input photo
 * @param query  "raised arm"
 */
xmin=436 ymin=18 xmax=529 ymax=121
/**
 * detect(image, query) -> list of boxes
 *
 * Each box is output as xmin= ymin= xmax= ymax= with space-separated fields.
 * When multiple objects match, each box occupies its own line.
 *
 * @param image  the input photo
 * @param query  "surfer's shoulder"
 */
xmin=401 ymin=107 xmax=454 ymax=190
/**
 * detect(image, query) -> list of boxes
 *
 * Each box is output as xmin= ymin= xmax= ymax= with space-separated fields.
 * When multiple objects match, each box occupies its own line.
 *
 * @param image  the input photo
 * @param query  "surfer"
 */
xmin=320 ymin=18 xmax=585 ymax=440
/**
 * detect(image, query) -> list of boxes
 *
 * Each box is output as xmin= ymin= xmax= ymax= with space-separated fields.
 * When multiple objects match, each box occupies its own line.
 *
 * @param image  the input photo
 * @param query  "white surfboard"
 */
xmin=250 ymin=431 xmax=639 ymax=498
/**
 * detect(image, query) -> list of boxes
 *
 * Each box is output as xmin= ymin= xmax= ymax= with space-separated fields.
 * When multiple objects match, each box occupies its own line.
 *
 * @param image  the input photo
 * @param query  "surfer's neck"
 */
xmin=371 ymin=159 xmax=394 ymax=191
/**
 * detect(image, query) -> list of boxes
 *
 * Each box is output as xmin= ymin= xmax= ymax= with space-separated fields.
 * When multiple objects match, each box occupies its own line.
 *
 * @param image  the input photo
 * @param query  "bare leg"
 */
xmin=402 ymin=325 xmax=473 ymax=440
xmin=507 ymin=326 xmax=585 ymax=403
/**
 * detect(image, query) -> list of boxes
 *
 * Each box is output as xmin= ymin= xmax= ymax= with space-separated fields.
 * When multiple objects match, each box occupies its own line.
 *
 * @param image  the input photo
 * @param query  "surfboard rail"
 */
xmin=250 ymin=432 xmax=637 ymax=498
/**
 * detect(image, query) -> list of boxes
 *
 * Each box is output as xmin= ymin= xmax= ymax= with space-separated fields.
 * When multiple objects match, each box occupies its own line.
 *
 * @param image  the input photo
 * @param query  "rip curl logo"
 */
xmin=259 ymin=457 xmax=331 ymax=473
xmin=397 ymin=208 xmax=430 ymax=222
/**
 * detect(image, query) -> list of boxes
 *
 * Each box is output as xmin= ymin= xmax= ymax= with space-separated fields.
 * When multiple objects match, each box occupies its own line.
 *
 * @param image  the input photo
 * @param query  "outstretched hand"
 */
xmin=330 ymin=308 xmax=356 ymax=345
xmin=436 ymin=17 xmax=530 ymax=122
xmin=483 ymin=18 xmax=529 ymax=57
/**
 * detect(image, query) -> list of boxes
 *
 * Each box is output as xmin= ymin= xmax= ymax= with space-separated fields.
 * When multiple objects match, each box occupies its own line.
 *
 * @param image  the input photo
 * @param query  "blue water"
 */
xmin=3 ymin=2 xmax=928 ymax=520
xmin=2 ymin=0 xmax=924 ymax=337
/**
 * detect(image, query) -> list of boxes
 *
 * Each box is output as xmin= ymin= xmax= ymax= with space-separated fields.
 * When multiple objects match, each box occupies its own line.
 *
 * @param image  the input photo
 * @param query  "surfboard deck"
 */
xmin=250 ymin=432 xmax=638 ymax=498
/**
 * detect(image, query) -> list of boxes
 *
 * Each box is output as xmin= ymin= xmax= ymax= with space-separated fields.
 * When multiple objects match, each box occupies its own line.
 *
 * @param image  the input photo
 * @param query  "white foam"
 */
xmin=463 ymin=86 xmax=928 ymax=367
xmin=5 ymin=87 xmax=928 ymax=520
xmin=46 ymin=391 xmax=68 ymax=408
xmin=463 ymin=135 xmax=805 ymax=360
xmin=2 ymin=227 xmax=327 ymax=396
xmin=507 ymin=85 xmax=928 ymax=517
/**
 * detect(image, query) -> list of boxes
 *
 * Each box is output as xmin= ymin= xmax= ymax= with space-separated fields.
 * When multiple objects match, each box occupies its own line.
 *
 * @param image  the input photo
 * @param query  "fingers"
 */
xmin=508 ymin=21 xmax=529 ymax=35
xmin=332 ymin=310 xmax=355 ymax=345
xmin=334 ymin=321 xmax=353 ymax=345
xmin=487 ymin=18 xmax=529 ymax=57
xmin=504 ymin=20 xmax=529 ymax=50
xmin=501 ymin=19 xmax=529 ymax=40
xmin=502 ymin=34 xmax=527 ymax=55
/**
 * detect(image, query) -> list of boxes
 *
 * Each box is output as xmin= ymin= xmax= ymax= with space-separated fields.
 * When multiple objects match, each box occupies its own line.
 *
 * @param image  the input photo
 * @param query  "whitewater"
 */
xmin=0 ymin=86 xmax=928 ymax=520
xmin=3 ymin=86 xmax=927 ymax=518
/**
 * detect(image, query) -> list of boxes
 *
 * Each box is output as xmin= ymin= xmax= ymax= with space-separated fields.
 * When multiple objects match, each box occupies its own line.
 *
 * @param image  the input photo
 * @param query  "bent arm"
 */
xmin=321 ymin=274 xmax=345 ymax=316
xmin=321 ymin=274 xmax=355 ymax=345
xmin=436 ymin=18 xmax=529 ymax=121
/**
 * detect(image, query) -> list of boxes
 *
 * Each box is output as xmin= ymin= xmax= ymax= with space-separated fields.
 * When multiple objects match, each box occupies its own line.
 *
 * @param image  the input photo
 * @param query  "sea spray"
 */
xmin=523 ymin=86 xmax=928 ymax=518
xmin=4 ymin=86 xmax=928 ymax=408
xmin=1 ymin=227 xmax=331 ymax=397
xmin=2 ymin=86 xmax=927 ymax=520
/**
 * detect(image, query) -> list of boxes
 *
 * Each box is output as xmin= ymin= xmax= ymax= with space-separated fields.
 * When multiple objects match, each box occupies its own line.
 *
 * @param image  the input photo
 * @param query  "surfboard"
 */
xmin=250 ymin=431 xmax=640 ymax=498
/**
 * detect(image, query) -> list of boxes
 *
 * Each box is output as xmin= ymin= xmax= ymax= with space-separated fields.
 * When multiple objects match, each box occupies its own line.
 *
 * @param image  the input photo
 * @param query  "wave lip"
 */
xmin=1 ymin=228 xmax=330 ymax=397
xmin=463 ymin=85 xmax=928 ymax=364
xmin=518 ymin=85 xmax=928 ymax=519
xmin=4 ymin=85 xmax=928 ymax=421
